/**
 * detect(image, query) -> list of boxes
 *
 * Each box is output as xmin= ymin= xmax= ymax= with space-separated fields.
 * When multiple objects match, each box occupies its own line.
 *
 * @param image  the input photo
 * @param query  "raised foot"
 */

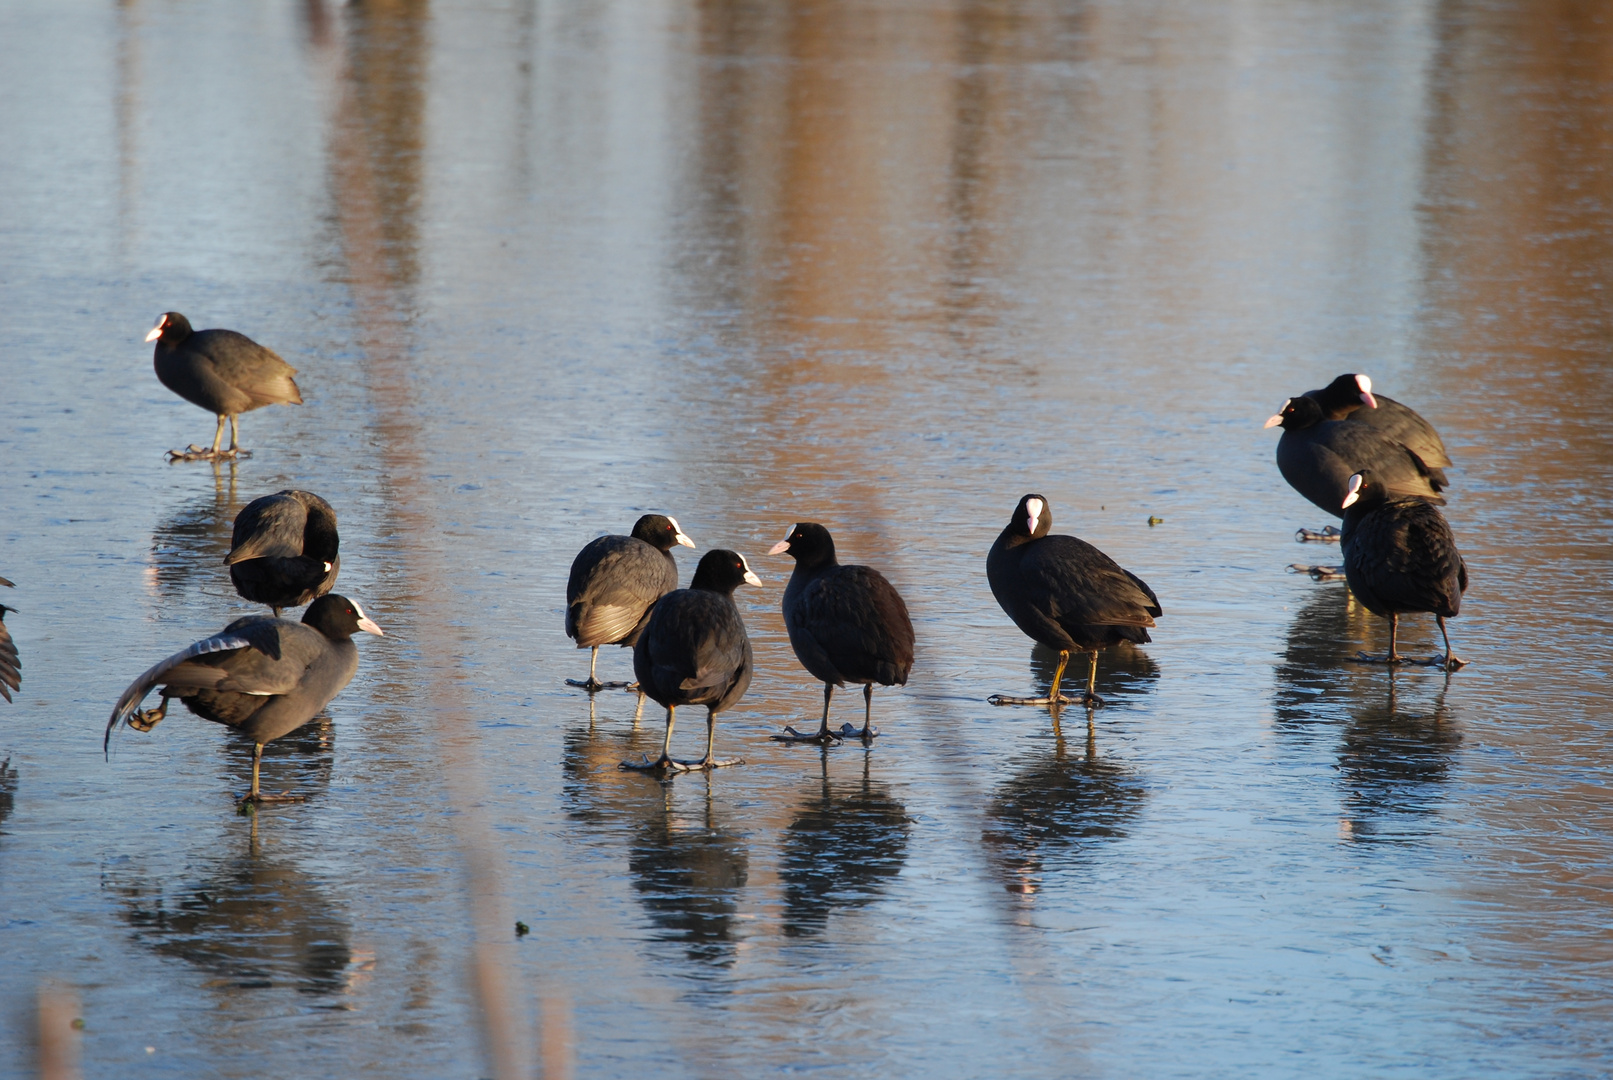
xmin=834 ymin=723 xmax=880 ymax=742
xmin=618 ymin=754 xmax=745 ymax=773
xmin=770 ymin=725 xmax=843 ymax=744
xmin=1288 ymin=563 xmax=1346 ymax=581
xmin=127 ymin=708 xmax=165 ymax=732
xmin=166 ymin=445 xmax=250 ymax=463
xmin=1295 ymin=526 xmax=1342 ymax=544
xmin=565 ymin=677 xmax=635 ymax=692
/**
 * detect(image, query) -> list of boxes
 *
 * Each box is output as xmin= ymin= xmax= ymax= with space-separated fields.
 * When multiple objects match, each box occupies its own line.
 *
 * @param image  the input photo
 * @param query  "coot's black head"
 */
xmin=302 ymin=594 xmax=384 ymax=640
xmin=1263 ymin=394 xmax=1324 ymax=431
xmin=1004 ymin=494 xmax=1053 ymax=540
xmin=1340 ymin=470 xmax=1388 ymax=512
xmin=689 ymin=549 xmax=762 ymax=595
xmin=145 ymin=312 xmax=194 ymax=346
xmin=1311 ymin=373 xmax=1377 ymax=417
xmin=767 ymin=522 xmax=836 ymax=568
xmin=630 ymin=514 xmax=696 ymax=552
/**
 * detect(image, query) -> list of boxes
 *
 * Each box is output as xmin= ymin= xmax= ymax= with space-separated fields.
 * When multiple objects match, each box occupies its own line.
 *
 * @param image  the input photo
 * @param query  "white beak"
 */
xmin=768 ymin=540 xmax=790 ymax=555
xmin=1024 ymin=498 xmax=1043 ymax=535
xmin=357 ymin=616 xmax=384 ymax=636
xmin=1341 ymin=473 xmax=1364 ymax=509
xmin=740 ymin=553 xmax=762 ymax=586
xmin=145 ymin=325 xmax=163 ymax=342
xmin=667 ymin=516 xmax=695 ymax=548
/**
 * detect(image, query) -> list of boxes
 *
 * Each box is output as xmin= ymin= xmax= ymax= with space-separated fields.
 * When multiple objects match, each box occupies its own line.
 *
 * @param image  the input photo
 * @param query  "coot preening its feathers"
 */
xmin=226 ymin=490 xmax=341 ymax=616
xmin=146 ymin=312 xmax=302 ymax=461
xmin=768 ymin=523 xmax=914 ymax=743
xmin=106 ymin=594 xmax=383 ymax=804
xmin=1265 ymin=394 xmax=1446 ymax=527
xmin=622 ymin=549 xmax=759 ymax=774
xmin=1305 ymin=374 xmax=1453 ymax=488
xmin=987 ymin=495 xmax=1161 ymax=709
xmin=565 ymin=514 xmax=695 ymax=691
xmin=0 ymin=577 xmax=17 ymax=703
xmin=1340 ymin=472 xmax=1468 ymax=670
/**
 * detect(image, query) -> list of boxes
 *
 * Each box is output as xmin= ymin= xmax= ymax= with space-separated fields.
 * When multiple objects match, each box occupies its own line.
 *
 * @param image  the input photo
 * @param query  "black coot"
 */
xmin=566 ymin=514 xmax=695 ymax=691
xmin=768 ymin=523 xmax=914 ymax=743
xmin=1341 ymin=472 xmax=1468 ymax=670
xmin=226 ymin=490 xmax=341 ymax=616
xmin=622 ymin=549 xmax=759 ymax=774
xmin=987 ymin=495 xmax=1161 ymax=709
xmin=146 ymin=312 xmax=302 ymax=461
xmin=1265 ymin=394 xmax=1446 ymax=520
xmin=106 ymin=594 xmax=383 ymax=803
xmin=0 ymin=577 xmax=17 ymax=703
xmin=1305 ymin=373 xmax=1453 ymax=488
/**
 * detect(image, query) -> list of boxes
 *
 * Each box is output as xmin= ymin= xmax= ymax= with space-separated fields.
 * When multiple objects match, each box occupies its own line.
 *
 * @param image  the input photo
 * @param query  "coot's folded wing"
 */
xmin=226 ymin=493 xmax=309 ymax=564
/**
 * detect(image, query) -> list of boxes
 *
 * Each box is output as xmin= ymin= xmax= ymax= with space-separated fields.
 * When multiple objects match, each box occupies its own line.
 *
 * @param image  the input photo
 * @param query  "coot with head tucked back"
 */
xmin=1265 ymin=394 xmax=1446 ymax=521
xmin=106 ymin=594 xmax=383 ymax=804
xmin=622 ymin=549 xmax=759 ymax=774
xmin=565 ymin=514 xmax=695 ymax=691
xmin=1305 ymin=373 xmax=1453 ymax=488
xmin=987 ymin=495 xmax=1160 ymax=709
xmin=146 ymin=312 xmax=302 ymax=461
xmin=1341 ymin=471 xmax=1468 ymax=670
xmin=0 ymin=577 xmax=17 ymax=703
xmin=226 ymin=490 xmax=341 ymax=616
xmin=768 ymin=522 xmax=913 ymax=743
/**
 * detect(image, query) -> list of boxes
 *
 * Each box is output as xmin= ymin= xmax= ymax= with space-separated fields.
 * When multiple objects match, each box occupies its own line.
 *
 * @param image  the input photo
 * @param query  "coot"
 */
xmin=1341 ymin=472 xmax=1468 ymax=670
xmin=146 ymin=312 xmax=302 ymax=461
xmin=1305 ymin=374 xmax=1452 ymax=487
xmin=566 ymin=514 xmax=695 ymax=691
xmin=0 ymin=577 xmax=17 ymax=703
xmin=622 ymin=549 xmax=759 ymax=773
xmin=1265 ymin=394 xmax=1446 ymax=520
xmin=768 ymin=523 xmax=913 ymax=743
xmin=106 ymin=594 xmax=383 ymax=803
xmin=226 ymin=490 xmax=341 ymax=616
xmin=987 ymin=495 xmax=1160 ymax=709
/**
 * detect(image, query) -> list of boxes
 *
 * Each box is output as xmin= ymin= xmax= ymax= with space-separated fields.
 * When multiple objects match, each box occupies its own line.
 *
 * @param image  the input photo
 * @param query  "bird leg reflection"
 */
xmin=773 ymin=683 xmax=845 ymax=744
xmin=239 ymin=742 xmax=306 ymax=805
xmin=834 ymin=683 xmax=881 ymax=742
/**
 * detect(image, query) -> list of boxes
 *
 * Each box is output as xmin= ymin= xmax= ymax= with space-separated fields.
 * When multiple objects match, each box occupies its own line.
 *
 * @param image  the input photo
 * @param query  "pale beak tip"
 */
xmin=675 ymin=534 xmax=696 ymax=548
xmin=1263 ymin=415 xmax=1284 ymax=429
xmin=144 ymin=327 xmax=162 ymax=342
xmin=743 ymin=571 xmax=763 ymax=586
xmin=767 ymin=541 xmax=790 ymax=555
xmin=1361 ymin=392 xmax=1378 ymax=409
xmin=358 ymin=618 xmax=384 ymax=636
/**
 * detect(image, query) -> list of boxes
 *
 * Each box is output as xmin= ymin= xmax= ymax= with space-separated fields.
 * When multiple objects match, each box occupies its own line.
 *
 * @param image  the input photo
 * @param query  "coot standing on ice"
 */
xmin=1305 ymin=373 xmax=1453 ymax=488
xmin=146 ymin=312 xmax=302 ymax=461
xmin=565 ymin=514 xmax=695 ymax=691
xmin=0 ymin=577 xmax=17 ymax=703
xmin=768 ymin=523 xmax=913 ymax=743
xmin=1265 ymin=394 xmax=1446 ymax=523
xmin=622 ymin=549 xmax=760 ymax=774
xmin=1340 ymin=471 xmax=1468 ymax=670
xmin=226 ymin=490 xmax=341 ymax=616
xmin=987 ymin=494 xmax=1161 ymax=709
xmin=106 ymin=594 xmax=383 ymax=804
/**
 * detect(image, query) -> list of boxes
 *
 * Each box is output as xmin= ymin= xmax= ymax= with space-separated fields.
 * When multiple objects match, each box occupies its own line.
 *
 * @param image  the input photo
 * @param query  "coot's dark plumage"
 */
xmin=622 ymin=549 xmax=759 ymax=773
xmin=226 ymin=490 xmax=341 ymax=616
xmin=0 ymin=577 xmax=17 ymax=703
xmin=146 ymin=312 xmax=302 ymax=461
xmin=1265 ymin=394 xmax=1446 ymax=519
xmin=1305 ymin=373 xmax=1453 ymax=487
xmin=106 ymin=594 xmax=383 ymax=802
xmin=565 ymin=514 xmax=695 ymax=691
xmin=768 ymin=523 xmax=914 ymax=743
xmin=987 ymin=495 xmax=1161 ymax=709
xmin=1341 ymin=472 xmax=1468 ymax=670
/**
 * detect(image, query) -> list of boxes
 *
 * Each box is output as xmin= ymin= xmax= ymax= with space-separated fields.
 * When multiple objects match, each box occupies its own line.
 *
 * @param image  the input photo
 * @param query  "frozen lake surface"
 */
xmin=1 ymin=1 xmax=1610 ymax=1076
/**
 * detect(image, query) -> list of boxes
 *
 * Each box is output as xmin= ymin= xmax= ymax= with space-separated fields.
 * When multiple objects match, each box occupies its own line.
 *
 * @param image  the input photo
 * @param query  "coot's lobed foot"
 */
xmin=1295 ymin=526 xmax=1343 ymax=543
xmin=1288 ymin=563 xmax=1346 ymax=580
xmin=771 ymin=725 xmax=843 ymax=744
